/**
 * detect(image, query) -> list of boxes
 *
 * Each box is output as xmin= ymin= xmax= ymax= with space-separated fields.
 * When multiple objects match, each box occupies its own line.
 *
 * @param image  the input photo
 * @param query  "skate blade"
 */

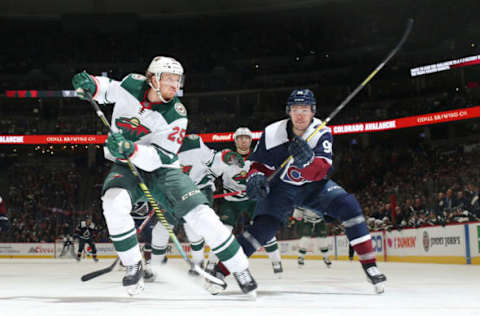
xmin=374 ymin=282 xmax=385 ymax=294
xmin=274 ymin=272 xmax=282 ymax=279
xmin=204 ymin=281 xmax=227 ymax=295
xmin=245 ymin=290 xmax=257 ymax=300
xmin=126 ymin=279 xmax=145 ymax=296
xmin=144 ymin=275 xmax=156 ymax=283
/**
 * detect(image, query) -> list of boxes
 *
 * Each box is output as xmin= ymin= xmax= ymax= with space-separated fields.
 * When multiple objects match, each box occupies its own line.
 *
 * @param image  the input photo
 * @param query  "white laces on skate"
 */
xmin=127 ymin=263 xmax=140 ymax=276
xmin=366 ymin=266 xmax=381 ymax=276
xmin=234 ymin=270 xmax=253 ymax=285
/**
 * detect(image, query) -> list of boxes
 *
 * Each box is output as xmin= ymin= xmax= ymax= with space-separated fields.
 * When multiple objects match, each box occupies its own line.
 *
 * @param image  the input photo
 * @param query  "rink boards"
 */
xmin=1 ymin=222 xmax=479 ymax=264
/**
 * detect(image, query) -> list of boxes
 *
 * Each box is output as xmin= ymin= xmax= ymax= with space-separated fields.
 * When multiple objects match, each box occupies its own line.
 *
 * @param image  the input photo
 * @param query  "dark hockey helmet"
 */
xmin=286 ymin=88 xmax=316 ymax=115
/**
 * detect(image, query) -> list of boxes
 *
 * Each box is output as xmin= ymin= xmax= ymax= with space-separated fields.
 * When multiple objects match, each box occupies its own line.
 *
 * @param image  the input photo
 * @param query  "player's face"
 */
xmin=156 ymin=73 xmax=181 ymax=100
xmin=235 ymin=135 xmax=251 ymax=152
xmin=289 ymin=105 xmax=314 ymax=135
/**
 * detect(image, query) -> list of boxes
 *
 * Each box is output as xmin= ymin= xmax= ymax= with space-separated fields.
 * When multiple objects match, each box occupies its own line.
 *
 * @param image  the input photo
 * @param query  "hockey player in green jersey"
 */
xmin=209 ymin=127 xmax=283 ymax=277
xmin=72 ymin=56 xmax=257 ymax=296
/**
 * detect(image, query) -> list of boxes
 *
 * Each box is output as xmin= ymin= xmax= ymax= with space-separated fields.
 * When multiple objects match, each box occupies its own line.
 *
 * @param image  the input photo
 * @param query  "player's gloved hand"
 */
xmin=222 ymin=150 xmax=245 ymax=168
xmin=288 ymin=136 xmax=314 ymax=168
xmin=106 ymin=133 xmax=135 ymax=159
xmin=72 ymin=71 xmax=96 ymax=100
xmin=246 ymin=172 xmax=270 ymax=200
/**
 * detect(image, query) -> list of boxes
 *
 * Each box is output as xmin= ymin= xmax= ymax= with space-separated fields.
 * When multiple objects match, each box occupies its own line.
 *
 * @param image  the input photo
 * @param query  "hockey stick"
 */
xmin=79 ymin=90 xmax=226 ymax=288
xmin=81 ymin=257 xmax=120 ymax=282
xmin=267 ymin=18 xmax=414 ymax=183
xmin=213 ymin=190 xmax=245 ymax=199
xmin=81 ymin=209 xmax=155 ymax=282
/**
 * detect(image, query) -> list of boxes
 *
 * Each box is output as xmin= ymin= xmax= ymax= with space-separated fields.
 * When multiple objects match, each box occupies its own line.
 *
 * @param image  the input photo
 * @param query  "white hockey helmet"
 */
xmin=233 ymin=127 xmax=252 ymax=140
xmin=147 ymin=56 xmax=184 ymax=88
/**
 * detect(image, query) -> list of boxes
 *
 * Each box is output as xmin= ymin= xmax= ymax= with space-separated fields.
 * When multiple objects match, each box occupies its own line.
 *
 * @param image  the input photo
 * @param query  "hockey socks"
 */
xmin=350 ymin=235 xmax=376 ymax=265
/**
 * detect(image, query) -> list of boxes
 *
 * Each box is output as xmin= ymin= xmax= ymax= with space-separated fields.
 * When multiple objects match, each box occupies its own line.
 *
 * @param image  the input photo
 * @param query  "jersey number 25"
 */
xmin=168 ymin=127 xmax=186 ymax=144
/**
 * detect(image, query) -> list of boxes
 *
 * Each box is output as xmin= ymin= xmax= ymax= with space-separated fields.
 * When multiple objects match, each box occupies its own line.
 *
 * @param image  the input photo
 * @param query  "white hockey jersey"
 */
xmin=91 ymin=73 xmax=188 ymax=172
xmin=178 ymin=134 xmax=216 ymax=190
xmin=210 ymin=150 xmax=251 ymax=202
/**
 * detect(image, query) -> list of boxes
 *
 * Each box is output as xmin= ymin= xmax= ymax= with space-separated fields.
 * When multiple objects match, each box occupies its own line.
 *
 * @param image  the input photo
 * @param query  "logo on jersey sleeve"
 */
xmin=115 ymin=117 xmax=151 ymax=141
xmin=182 ymin=165 xmax=193 ymax=175
xmin=232 ymin=171 xmax=248 ymax=185
xmin=174 ymin=102 xmax=187 ymax=116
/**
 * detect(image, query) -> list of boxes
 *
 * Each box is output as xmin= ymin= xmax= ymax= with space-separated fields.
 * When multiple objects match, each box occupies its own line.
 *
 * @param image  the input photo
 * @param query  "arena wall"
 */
xmin=1 ymin=222 xmax=479 ymax=264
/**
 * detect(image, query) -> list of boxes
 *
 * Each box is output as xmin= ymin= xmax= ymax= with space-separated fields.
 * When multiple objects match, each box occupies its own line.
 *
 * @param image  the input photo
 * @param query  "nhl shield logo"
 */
xmin=423 ymin=231 xmax=430 ymax=252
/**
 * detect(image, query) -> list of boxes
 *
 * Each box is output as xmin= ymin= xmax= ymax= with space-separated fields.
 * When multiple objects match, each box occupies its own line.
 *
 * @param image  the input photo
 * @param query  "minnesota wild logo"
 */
xmin=115 ymin=117 xmax=151 ymax=141
xmin=232 ymin=171 xmax=248 ymax=185
xmin=182 ymin=165 xmax=193 ymax=175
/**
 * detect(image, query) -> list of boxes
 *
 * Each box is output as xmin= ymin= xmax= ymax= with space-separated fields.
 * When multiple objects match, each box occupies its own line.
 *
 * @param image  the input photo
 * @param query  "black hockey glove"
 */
xmin=288 ymin=136 xmax=314 ymax=168
xmin=246 ymin=172 xmax=270 ymax=200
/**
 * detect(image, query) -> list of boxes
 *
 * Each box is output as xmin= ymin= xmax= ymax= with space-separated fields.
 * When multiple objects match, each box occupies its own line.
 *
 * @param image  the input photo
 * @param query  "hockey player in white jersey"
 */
xmin=209 ymin=127 xmax=283 ymax=277
xmin=72 ymin=56 xmax=257 ymax=296
xmin=178 ymin=134 xmax=216 ymax=275
xmin=292 ymin=207 xmax=332 ymax=268
xmin=147 ymin=134 xmax=217 ymax=275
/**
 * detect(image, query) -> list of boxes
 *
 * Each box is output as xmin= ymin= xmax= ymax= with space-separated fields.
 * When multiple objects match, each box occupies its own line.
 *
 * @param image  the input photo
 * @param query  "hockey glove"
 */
xmin=288 ymin=136 xmax=314 ymax=168
xmin=246 ymin=172 xmax=270 ymax=200
xmin=72 ymin=71 xmax=97 ymax=100
xmin=222 ymin=150 xmax=245 ymax=168
xmin=106 ymin=133 xmax=135 ymax=159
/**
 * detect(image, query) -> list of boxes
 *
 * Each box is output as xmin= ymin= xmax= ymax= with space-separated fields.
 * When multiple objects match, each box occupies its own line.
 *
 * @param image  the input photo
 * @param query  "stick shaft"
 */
xmin=81 ymin=91 xmax=226 ymax=287
xmin=267 ymin=19 xmax=414 ymax=183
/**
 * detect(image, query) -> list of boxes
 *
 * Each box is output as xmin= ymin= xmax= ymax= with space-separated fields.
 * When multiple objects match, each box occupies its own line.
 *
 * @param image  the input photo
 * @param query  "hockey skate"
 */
xmin=188 ymin=261 xmax=203 ymax=277
xmin=363 ymin=264 xmax=387 ymax=294
xmin=272 ymin=261 xmax=283 ymax=278
xmin=297 ymin=256 xmax=304 ymax=266
xmin=205 ymin=261 xmax=216 ymax=274
xmin=204 ymin=265 xmax=227 ymax=295
xmin=233 ymin=268 xmax=258 ymax=297
xmin=323 ymin=256 xmax=332 ymax=268
xmin=122 ymin=260 xmax=145 ymax=296
xmin=143 ymin=263 xmax=156 ymax=283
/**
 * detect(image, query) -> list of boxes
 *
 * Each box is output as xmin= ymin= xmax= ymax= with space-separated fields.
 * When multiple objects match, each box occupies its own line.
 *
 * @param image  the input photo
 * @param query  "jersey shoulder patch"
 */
xmin=179 ymin=135 xmax=201 ymax=153
xmin=120 ymin=73 xmax=149 ymax=102
xmin=153 ymin=96 xmax=188 ymax=124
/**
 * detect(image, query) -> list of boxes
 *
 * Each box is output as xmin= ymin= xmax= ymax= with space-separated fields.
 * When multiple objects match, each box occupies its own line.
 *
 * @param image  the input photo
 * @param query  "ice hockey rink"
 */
xmin=1 ymin=258 xmax=479 ymax=316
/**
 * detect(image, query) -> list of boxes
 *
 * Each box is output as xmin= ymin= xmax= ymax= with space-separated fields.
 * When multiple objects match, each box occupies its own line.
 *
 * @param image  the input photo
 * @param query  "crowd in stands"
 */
xmin=0 ymin=163 xmax=109 ymax=243
xmin=1 ymin=137 xmax=479 ymax=243
xmin=1 ymin=2 xmax=480 ymax=243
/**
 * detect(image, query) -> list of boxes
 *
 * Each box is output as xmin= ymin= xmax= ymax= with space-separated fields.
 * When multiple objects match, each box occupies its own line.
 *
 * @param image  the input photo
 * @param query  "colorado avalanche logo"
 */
xmin=115 ymin=117 xmax=151 ymax=141
xmin=232 ymin=171 xmax=248 ymax=185
xmin=286 ymin=166 xmax=305 ymax=183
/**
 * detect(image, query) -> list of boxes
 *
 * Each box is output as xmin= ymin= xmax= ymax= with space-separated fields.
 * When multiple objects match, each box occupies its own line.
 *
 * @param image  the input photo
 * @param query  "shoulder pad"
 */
xmin=154 ymin=96 xmax=187 ymax=123
xmin=80 ymin=221 xmax=86 ymax=227
xmin=120 ymin=74 xmax=149 ymax=102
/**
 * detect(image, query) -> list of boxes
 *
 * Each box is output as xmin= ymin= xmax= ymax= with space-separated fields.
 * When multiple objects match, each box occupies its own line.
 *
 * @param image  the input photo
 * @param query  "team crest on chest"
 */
xmin=174 ymin=102 xmax=187 ymax=116
xmin=286 ymin=166 xmax=305 ymax=183
xmin=115 ymin=117 xmax=151 ymax=141
xmin=232 ymin=171 xmax=248 ymax=185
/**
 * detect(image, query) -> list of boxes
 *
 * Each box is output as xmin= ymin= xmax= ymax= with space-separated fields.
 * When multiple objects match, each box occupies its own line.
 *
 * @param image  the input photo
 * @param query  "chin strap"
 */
xmin=148 ymin=77 xmax=174 ymax=103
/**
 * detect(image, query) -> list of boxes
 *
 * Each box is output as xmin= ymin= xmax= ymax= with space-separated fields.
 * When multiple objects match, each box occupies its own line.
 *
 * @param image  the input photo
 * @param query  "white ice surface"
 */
xmin=1 ymin=258 xmax=479 ymax=316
